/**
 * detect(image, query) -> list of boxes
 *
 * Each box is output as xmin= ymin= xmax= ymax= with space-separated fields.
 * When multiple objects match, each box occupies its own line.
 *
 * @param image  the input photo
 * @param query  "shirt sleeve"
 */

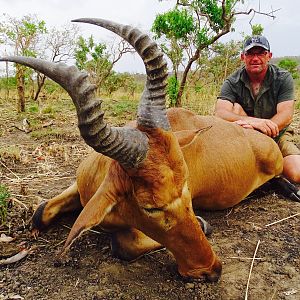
xmin=277 ymin=73 xmax=295 ymax=102
xmin=217 ymin=80 xmax=237 ymax=103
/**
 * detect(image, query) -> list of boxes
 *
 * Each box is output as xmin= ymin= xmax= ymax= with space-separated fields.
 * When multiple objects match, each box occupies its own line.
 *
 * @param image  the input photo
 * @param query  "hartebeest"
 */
xmin=0 ymin=18 xmax=285 ymax=282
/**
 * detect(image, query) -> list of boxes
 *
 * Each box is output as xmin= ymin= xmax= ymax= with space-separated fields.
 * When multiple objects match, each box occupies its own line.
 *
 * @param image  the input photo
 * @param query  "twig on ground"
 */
xmin=38 ymin=237 xmax=51 ymax=243
xmin=75 ymin=278 xmax=80 ymax=288
xmin=11 ymin=197 xmax=29 ymax=210
xmin=265 ymin=213 xmax=300 ymax=227
xmin=270 ymin=288 xmax=278 ymax=300
xmin=12 ymin=124 xmax=32 ymax=133
xmin=245 ymin=240 xmax=261 ymax=300
xmin=11 ymin=193 xmax=32 ymax=198
xmin=227 ymin=256 xmax=263 ymax=260
xmin=53 ymin=239 xmax=67 ymax=248
xmin=0 ymin=160 xmax=20 ymax=179
xmin=225 ymin=207 xmax=234 ymax=217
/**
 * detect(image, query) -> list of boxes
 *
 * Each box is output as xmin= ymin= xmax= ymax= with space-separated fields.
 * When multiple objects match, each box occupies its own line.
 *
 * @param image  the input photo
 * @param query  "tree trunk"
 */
xmin=34 ymin=73 xmax=46 ymax=102
xmin=5 ymin=60 xmax=9 ymax=101
xmin=29 ymin=76 xmax=35 ymax=100
xmin=16 ymin=64 xmax=25 ymax=112
xmin=176 ymin=49 xmax=200 ymax=107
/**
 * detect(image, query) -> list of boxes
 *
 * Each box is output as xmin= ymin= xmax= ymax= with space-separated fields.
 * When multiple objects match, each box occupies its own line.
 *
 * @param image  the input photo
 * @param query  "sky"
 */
xmin=0 ymin=0 xmax=300 ymax=73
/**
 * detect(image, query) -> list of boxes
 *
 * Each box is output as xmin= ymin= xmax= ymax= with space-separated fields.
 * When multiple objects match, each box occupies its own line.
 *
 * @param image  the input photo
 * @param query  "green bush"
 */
xmin=44 ymin=80 xmax=61 ymax=94
xmin=28 ymin=103 xmax=39 ymax=113
xmin=0 ymin=76 xmax=17 ymax=89
xmin=0 ymin=184 xmax=10 ymax=224
xmin=167 ymin=75 xmax=179 ymax=106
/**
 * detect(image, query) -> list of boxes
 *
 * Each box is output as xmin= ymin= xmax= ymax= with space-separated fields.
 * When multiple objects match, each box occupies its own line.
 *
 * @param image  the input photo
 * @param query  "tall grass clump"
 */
xmin=0 ymin=184 xmax=10 ymax=224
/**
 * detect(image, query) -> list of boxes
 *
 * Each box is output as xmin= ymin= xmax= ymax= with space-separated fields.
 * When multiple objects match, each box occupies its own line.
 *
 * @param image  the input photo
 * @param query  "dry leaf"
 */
xmin=0 ymin=233 xmax=15 ymax=243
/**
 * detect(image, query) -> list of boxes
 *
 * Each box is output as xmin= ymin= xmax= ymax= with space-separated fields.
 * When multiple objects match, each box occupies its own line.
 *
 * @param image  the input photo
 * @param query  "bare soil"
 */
xmin=0 ymin=102 xmax=299 ymax=300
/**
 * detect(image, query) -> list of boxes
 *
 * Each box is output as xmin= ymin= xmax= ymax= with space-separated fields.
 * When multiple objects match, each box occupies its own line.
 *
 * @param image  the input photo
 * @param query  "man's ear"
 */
xmin=268 ymin=51 xmax=273 ymax=60
xmin=241 ymin=52 xmax=245 ymax=61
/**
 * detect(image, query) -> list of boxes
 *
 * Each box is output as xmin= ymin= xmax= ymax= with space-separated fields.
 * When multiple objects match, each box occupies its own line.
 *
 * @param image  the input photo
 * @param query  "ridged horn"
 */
xmin=0 ymin=56 xmax=148 ymax=169
xmin=71 ymin=18 xmax=170 ymax=130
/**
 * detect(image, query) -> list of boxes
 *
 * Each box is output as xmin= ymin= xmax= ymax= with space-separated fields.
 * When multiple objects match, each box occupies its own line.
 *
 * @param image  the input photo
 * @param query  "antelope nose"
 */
xmin=205 ymin=260 xmax=222 ymax=282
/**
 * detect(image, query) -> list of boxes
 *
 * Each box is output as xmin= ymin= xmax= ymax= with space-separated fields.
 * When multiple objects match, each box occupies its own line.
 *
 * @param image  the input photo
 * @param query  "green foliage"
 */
xmin=0 ymin=77 xmax=17 ymax=88
xmin=197 ymin=40 xmax=242 ymax=85
xmin=0 ymin=14 xmax=47 ymax=56
xmin=118 ymin=73 xmax=138 ymax=97
xmin=153 ymin=0 xmax=247 ymax=105
xmin=0 ymin=184 xmax=10 ymax=224
xmin=278 ymin=58 xmax=299 ymax=79
xmin=167 ymin=75 xmax=179 ymax=106
xmin=75 ymin=35 xmax=109 ymax=71
xmin=196 ymin=28 xmax=210 ymax=47
xmin=251 ymin=24 xmax=264 ymax=35
xmin=103 ymin=71 xmax=122 ymax=96
xmin=28 ymin=103 xmax=39 ymax=113
xmin=152 ymin=9 xmax=195 ymax=41
xmin=43 ymin=81 xmax=61 ymax=94
xmin=0 ymin=14 xmax=48 ymax=112
xmin=74 ymin=35 xmax=115 ymax=91
xmin=104 ymin=99 xmax=138 ymax=119
xmin=197 ymin=0 xmax=233 ymax=32
xmin=0 ymin=145 xmax=21 ymax=162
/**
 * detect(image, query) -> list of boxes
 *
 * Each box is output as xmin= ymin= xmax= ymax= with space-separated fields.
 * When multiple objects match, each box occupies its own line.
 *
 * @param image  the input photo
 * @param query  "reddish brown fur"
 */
xmin=33 ymin=108 xmax=283 ymax=281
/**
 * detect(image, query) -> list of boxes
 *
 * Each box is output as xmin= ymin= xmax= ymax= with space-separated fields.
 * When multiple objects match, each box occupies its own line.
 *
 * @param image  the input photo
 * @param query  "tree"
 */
xmin=153 ymin=0 xmax=278 ymax=106
xmin=104 ymin=71 xmax=122 ymax=96
xmin=34 ymin=24 xmax=79 ymax=101
xmin=278 ymin=58 xmax=299 ymax=79
xmin=0 ymin=14 xmax=47 ymax=112
xmin=74 ymin=35 xmax=134 ymax=94
xmin=198 ymin=40 xmax=242 ymax=84
xmin=251 ymin=24 xmax=264 ymax=35
xmin=119 ymin=73 xmax=139 ymax=97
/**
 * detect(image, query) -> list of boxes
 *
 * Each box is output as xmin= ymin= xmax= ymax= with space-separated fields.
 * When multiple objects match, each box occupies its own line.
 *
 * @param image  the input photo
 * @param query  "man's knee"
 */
xmin=283 ymin=155 xmax=300 ymax=183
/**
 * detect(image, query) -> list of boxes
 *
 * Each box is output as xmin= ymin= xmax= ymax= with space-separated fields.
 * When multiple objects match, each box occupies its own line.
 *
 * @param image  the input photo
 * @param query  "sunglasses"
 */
xmin=244 ymin=50 xmax=269 ymax=58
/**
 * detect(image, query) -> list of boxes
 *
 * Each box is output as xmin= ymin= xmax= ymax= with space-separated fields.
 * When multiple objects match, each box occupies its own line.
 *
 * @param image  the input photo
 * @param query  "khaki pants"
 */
xmin=277 ymin=130 xmax=300 ymax=157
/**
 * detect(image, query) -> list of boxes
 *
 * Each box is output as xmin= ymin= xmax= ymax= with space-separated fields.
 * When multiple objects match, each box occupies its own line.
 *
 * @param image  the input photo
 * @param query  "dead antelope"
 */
xmin=1 ymin=18 xmax=285 ymax=282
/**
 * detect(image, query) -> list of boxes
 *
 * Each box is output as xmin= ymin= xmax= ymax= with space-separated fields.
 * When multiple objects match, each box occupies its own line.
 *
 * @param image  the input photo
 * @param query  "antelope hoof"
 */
xmin=31 ymin=201 xmax=47 ymax=231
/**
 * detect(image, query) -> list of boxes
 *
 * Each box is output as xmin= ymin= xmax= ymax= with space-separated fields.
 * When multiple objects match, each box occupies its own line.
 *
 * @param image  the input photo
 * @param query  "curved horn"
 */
xmin=72 ymin=18 xmax=170 ymax=130
xmin=0 ymin=56 xmax=148 ymax=169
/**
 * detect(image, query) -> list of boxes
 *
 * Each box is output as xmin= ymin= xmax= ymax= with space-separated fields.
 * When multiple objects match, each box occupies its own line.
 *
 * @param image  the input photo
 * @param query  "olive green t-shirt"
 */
xmin=218 ymin=64 xmax=295 ymax=119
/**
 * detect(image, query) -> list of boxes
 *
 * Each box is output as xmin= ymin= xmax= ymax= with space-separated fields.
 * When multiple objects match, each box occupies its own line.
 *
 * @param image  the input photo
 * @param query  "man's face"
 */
xmin=241 ymin=46 xmax=272 ymax=75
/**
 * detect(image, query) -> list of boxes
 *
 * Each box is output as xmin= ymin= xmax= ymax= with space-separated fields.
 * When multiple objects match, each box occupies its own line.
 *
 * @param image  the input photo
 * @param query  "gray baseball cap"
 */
xmin=243 ymin=36 xmax=270 ymax=52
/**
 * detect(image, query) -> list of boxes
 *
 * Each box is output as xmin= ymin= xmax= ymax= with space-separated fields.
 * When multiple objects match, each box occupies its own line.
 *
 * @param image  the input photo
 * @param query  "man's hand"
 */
xmin=234 ymin=120 xmax=254 ymax=129
xmin=234 ymin=118 xmax=279 ymax=137
xmin=245 ymin=118 xmax=279 ymax=137
xmin=215 ymin=99 xmax=284 ymax=138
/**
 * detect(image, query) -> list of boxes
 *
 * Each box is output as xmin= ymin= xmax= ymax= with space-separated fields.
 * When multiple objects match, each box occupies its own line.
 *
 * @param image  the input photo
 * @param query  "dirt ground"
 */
xmin=0 ymin=101 xmax=299 ymax=300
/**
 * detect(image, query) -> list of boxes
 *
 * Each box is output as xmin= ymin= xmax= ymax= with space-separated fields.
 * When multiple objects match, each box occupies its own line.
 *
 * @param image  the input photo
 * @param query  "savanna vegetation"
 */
xmin=0 ymin=0 xmax=300 ymax=253
xmin=0 ymin=1 xmax=300 ymax=299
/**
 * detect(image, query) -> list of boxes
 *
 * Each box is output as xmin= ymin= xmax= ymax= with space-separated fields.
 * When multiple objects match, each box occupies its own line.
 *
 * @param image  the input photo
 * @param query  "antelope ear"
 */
xmin=175 ymin=126 xmax=212 ymax=148
xmin=60 ymin=185 xmax=117 ymax=255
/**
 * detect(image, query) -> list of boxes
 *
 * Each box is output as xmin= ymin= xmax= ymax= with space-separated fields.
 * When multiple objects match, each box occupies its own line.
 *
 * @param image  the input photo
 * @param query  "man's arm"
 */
xmin=214 ymin=99 xmax=247 ymax=122
xmin=214 ymin=99 xmax=281 ymax=138
xmin=271 ymin=100 xmax=294 ymax=130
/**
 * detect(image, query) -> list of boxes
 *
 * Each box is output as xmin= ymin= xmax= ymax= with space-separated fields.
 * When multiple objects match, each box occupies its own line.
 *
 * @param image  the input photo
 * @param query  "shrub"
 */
xmin=0 ymin=184 xmax=10 ymax=224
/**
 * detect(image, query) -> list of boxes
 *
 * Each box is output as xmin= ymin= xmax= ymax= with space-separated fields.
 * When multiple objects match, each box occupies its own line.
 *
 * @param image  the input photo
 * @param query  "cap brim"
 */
xmin=244 ymin=43 xmax=269 ymax=52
